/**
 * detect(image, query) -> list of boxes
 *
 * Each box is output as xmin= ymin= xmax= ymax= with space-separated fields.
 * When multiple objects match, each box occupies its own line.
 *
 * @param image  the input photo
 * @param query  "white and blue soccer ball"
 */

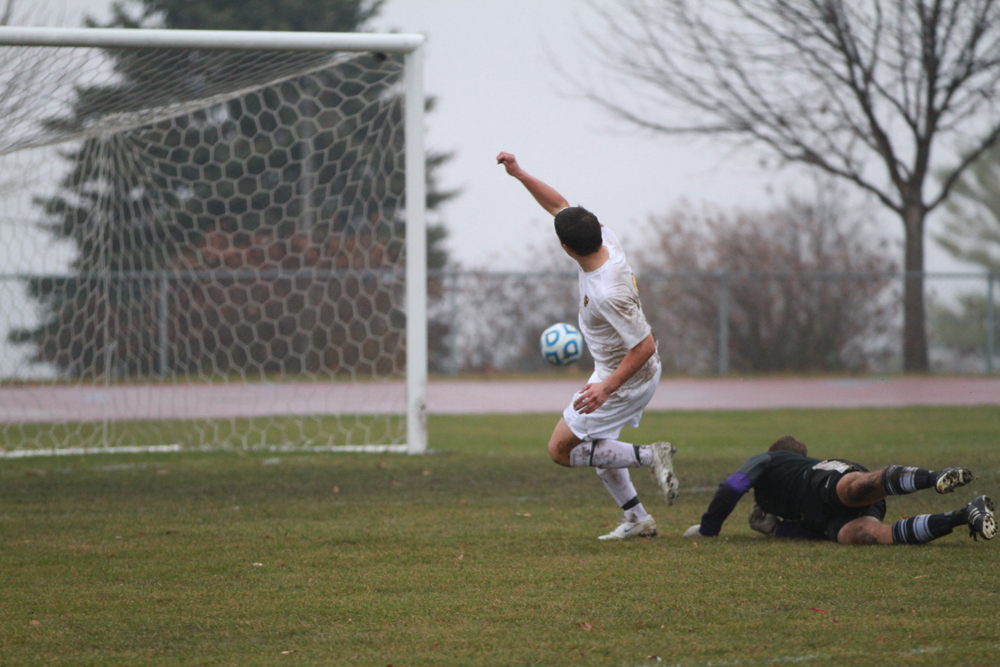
xmin=540 ymin=323 xmax=584 ymax=366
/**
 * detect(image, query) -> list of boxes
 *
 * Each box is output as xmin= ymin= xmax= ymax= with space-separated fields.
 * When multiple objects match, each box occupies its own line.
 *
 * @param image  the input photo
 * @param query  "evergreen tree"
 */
xmin=101 ymin=0 xmax=456 ymax=270
xmin=930 ymin=144 xmax=1000 ymax=363
xmin=936 ymin=143 xmax=1000 ymax=274
xmin=12 ymin=0 xmax=456 ymax=378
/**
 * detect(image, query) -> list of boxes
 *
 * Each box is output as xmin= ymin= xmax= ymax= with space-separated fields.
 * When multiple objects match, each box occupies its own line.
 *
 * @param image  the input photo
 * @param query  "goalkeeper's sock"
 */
xmin=596 ymin=467 xmax=649 ymax=523
xmin=569 ymin=440 xmax=652 ymax=468
xmin=891 ymin=513 xmax=958 ymax=545
xmin=881 ymin=465 xmax=935 ymax=495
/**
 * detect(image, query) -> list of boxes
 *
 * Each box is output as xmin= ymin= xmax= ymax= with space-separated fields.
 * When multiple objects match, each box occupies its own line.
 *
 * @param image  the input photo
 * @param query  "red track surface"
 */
xmin=1 ymin=377 xmax=998 ymax=423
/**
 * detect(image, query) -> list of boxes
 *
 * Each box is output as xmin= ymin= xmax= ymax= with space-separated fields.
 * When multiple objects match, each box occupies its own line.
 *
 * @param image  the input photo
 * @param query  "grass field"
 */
xmin=2 ymin=407 xmax=999 ymax=666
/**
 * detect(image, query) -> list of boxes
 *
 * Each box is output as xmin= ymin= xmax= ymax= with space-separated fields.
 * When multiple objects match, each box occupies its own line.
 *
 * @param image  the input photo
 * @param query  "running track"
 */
xmin=1 ymin=377 xmax=998 ymax=423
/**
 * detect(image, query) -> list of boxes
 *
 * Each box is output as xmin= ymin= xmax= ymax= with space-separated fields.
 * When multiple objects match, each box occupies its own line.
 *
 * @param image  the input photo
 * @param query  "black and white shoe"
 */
xmin=649 ymin=442 xmax=679 ymax=505
xmin=935 ymin=467 xmax=974 ymax=494
xmin=967 ymin=496 xmax=996 ymax=541
xmin=598 ymin=515 xmax=657 ymax=541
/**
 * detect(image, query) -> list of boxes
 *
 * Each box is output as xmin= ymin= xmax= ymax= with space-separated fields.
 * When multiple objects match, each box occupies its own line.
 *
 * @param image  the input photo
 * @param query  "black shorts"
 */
xmin=798 ymin=459 xmax=887 ymax=541
xmin=822 ymin=500 xmax=887 ymax=542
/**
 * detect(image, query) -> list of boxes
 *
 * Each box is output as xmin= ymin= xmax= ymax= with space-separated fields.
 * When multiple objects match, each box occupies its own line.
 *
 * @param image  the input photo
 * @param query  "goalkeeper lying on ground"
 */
xmin=683 ymin=436 xmax=995 ymax=545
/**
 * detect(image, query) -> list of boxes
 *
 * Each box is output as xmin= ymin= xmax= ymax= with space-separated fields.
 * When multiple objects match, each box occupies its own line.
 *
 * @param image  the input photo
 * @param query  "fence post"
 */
xmin=158 ymin=272 xmax=169 ymax=376
xmin=988 ymin=272 xmax=996 ymax=374
xmin=718 ymin=275 xmax=729 ymax=376
xmin=448 ymin=270 xmax=460 ymax=375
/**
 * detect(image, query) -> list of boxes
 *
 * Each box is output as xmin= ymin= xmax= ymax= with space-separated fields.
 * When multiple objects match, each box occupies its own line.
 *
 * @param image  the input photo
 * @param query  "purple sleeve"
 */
xmin=699 ymin=472 xmax=752 ymax=536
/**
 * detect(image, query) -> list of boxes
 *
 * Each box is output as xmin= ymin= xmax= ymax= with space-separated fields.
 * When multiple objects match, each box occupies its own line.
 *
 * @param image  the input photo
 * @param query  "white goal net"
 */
xmin=0 ymin=28 xmax=427 ymax=456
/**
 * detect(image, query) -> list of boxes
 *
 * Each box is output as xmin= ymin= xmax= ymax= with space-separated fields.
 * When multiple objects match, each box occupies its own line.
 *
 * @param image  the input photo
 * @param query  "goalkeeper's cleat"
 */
xmin=649 ymin=442 xmax=679 ymax=505
xmin=935 ymin=467 xmax=974 ymax=494
xmin=598 ymin=514 xmax=657 ymax=541
xmin=748 ymin=502 xmax=778 ymax=536
xmin=967 ymin=496 xmax=996 ymax=541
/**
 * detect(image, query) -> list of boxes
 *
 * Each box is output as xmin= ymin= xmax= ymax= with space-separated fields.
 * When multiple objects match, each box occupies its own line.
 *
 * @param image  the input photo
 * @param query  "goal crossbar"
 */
xmin=0 ymin=27 xmax=428 ymax=455
xmin=0 ymin=26 xmax=424 ymax=53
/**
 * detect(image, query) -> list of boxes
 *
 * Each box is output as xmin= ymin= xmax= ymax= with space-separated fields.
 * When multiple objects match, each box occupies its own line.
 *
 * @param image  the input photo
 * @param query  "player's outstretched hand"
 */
xmin=682 ymin=524 xmax=703 ymax=538
xmin=496 ymin=151 xmax=522 ymax=177
xmin=573 ymin=381 xmax=612 ymax=414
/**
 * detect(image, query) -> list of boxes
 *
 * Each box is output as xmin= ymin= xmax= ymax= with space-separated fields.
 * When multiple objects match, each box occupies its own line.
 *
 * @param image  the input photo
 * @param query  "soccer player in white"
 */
xmin=497 ymin=151 xmax=678 ymax=540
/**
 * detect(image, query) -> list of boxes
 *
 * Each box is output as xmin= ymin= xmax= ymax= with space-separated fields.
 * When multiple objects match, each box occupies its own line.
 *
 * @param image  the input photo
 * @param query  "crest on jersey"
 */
xmin=584 ymin=295 xmax=589 ymax=307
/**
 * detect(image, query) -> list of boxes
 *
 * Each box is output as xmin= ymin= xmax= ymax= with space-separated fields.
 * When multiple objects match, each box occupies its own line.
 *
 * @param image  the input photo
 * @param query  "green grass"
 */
xmin=3 ymin=415 xmax=406 ymax=452
xmin=2 ymin=407 xmax=999 ymax=666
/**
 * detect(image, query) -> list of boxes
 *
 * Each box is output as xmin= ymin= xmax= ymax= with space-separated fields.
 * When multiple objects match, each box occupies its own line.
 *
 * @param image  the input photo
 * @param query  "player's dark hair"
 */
xmin=769 ymin=435 xmax=807 ymax=456
xmin=554 ymin=206 xmax=603 ymax=256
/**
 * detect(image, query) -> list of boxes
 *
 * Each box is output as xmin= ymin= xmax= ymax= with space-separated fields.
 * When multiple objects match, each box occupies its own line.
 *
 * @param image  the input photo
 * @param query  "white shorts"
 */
xmin=562 ymin=360 xmax=662 ymax=442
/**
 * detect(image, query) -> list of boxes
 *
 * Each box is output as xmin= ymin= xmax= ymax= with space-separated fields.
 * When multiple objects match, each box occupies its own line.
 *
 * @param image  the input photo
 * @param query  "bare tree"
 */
xmin=636 ymin=192 xmax=897 ymax=373
xmin=580 ymin=0 xmax=1000 ymax=371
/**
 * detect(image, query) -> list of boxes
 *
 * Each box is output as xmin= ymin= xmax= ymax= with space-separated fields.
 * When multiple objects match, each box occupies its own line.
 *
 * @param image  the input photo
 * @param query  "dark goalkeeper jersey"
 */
xmin=741 ymin=451 xmax=824 ymax=521
xmin=699 ymin=451 xmax=857 ymax=536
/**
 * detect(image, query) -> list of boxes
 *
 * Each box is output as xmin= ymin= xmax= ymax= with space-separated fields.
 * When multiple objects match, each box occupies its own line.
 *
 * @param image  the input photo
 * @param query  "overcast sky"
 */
xmin=370 ymin=0 xmax=800 ymax=268
xmin=21 ymin=0 xmax=976 ymax=272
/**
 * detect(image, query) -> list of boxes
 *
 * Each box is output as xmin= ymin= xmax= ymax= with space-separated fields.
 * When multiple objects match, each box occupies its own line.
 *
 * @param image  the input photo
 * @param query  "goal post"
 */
xmin=0 ymin=27 xmax=428 ymax=455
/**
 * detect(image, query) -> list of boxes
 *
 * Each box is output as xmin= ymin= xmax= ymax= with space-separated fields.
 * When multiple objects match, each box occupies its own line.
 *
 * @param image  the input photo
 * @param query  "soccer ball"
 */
xmin=540 ymin=323 xmax=584 ymax=366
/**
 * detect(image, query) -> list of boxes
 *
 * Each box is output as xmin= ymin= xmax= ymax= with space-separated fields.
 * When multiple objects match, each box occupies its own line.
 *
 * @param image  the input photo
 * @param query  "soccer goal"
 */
xmin=0 ymin=27 xmax=427 ymax=456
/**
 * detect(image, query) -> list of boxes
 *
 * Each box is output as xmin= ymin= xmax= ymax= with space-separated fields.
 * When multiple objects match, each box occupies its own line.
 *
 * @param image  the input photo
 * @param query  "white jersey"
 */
xmin=577 ymin=226 xmax=658 ymax=389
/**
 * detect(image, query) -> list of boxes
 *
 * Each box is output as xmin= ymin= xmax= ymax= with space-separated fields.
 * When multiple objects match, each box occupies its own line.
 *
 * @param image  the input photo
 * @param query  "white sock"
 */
xmin=596 ymin=468 xmax=649 ymax=523
xmin=569 ymin=439 xmax=652 ymax=468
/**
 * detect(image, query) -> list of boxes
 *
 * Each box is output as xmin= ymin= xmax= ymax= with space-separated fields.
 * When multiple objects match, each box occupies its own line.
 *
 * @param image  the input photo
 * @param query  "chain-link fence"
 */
xmin=2 ymin=268 xmax=997 ymax=382
xmin=429 ymin=269 xmax=999 ymax=376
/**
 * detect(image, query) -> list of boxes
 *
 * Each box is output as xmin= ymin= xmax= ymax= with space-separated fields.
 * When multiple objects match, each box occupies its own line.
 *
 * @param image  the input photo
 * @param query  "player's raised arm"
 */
xmin=496 ymin=152 xmax=569 ymax=216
